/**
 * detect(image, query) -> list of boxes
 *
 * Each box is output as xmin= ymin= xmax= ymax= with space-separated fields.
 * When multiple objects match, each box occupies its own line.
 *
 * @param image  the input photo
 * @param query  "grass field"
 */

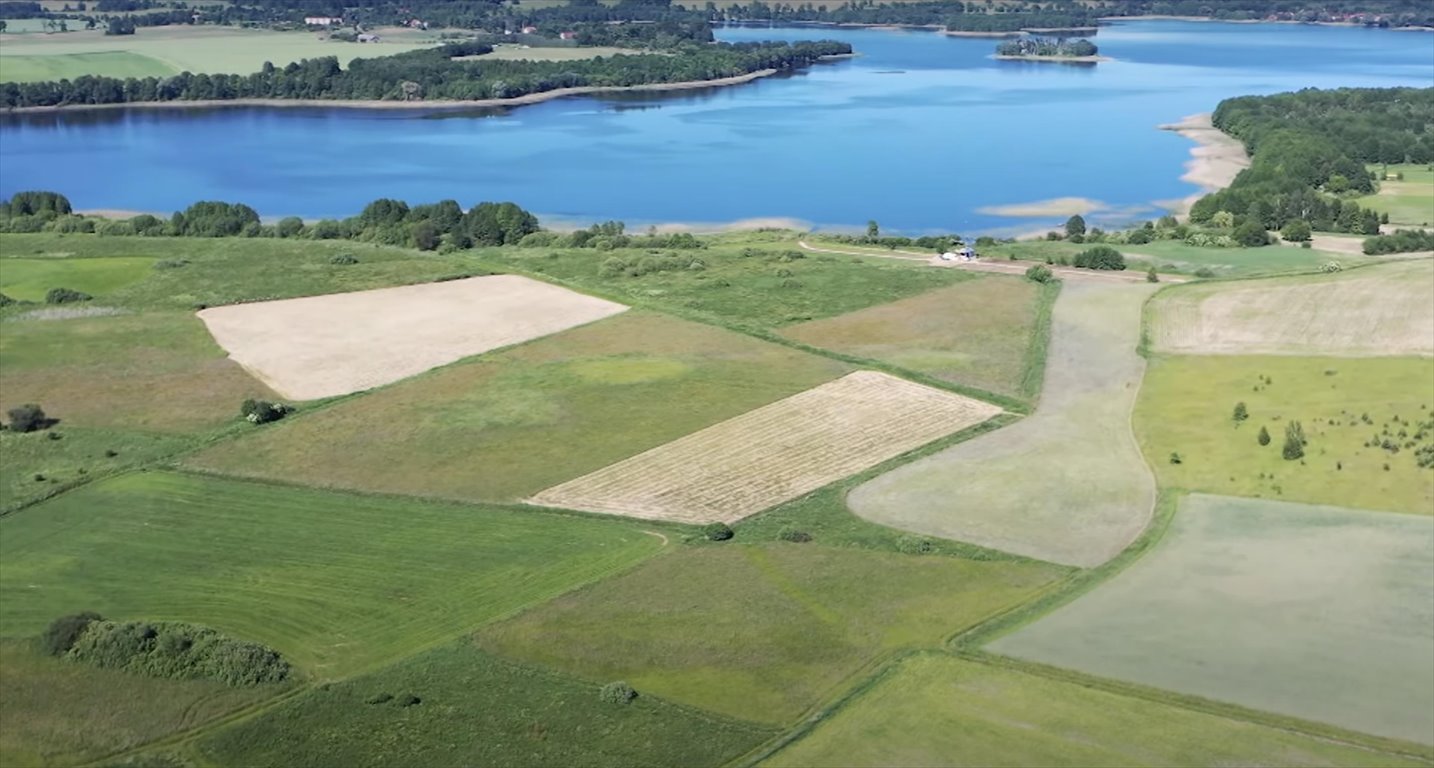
xmin=476 ymin=543 xmax=1065 ymax=725
xmin=0 ymin=639 xmax=280 ymax=768
xmin=187 ymin=311 xmax=850 ymax=503
xmin=0 ymin=256 xmax=156 ymax=302
xmin=781 ymin=276 xmax=1049 ymax=399
xmin=767 ymin=654 xmax=1428 ymax=767
xmin=1134 ymin=355 xmax=1434 ymax=514
xmin=990 ymin=493 xmax=1434 ymax=745
xmin=1148 ymin=260 xmax=1434 ymax=357
xmin=1359 ymin=163 xmax=1434 ymax=226
xmin=197 ymin=642 xmax=773 ymax=768
xmin=985 ymin=238 xmax=1359 ymax=276
xmin=0 ymin=428 xmax=190 ymax=514
xmin=0 ymin=472 xmax=663 ymax=679
xmin=531 ymin=371 xmax=1000 ymax=524
xmin=480 ymin=45 xmax=648 ymax=61
xmin=0 ymin=26 xmax=435 ymax=82
xmin=848 ymin=281 xmax=1158 ymax=567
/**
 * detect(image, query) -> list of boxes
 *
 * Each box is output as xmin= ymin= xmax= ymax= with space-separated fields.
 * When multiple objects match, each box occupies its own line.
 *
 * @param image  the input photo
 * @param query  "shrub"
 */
xmin=153 ymin=258 xmax=189 ymax=269
xmin=1194 ymin=267 xmax=1216 ymax=278
xmin=397 ymin=693 xmax=422 ymax=707
xmin=1282 ymin=421 xmax=1306 ymax=460
xmin=1169 ymin=452 xmax=1183 ymax=465
xmin=45 ymin=287 xmax=92 ymax=304
xmin=1258 ymin=425 xmax=1271 ymax=446
xmin=365 ymin=692 xmax=394 ymax=705
xmin=600 ymin=681 xmax=637 ymax=705
xmin=1024 ymin=264 xmax=1054 ymax=283
xmin=1145 ymin=267 xmax=1159 ymax=283
xmin=1233 ymin=220 xmax=1269 ymax=247
xmin=778 ymin=527 xmax=813 ymax=543
xmin=329 ymin=253 xmax=359 ymax=265
xmin=1233 ymin=402 xmax=1248 ymax=423
xmin=67 ymin=619 xmax=290 ymax=686
xmin=240 ymin=399 xmax=291 ymax=425
xmin=1321 ymin=261 xmax=1343 ymax=273
xmin=0 ymin=292 xmax=16 ymax=307
xmin=41 ymin=612 xmax=103 ymax=656
xmin=1280 ymin=219 xmax=1312 ymax=242
xmin=1072 ymin=246 xmax=1126 ymax=271
xmin=896 ymin=535 xmax=934 ymax=555
xmin=702 ymin=522 xmax=733 ymax=542
xmin=7 ymin=403 xmax=50 ymax=433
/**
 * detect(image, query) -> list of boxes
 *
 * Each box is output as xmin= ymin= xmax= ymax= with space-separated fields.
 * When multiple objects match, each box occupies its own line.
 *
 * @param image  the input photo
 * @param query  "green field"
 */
xmin=0 ymin=51 xmax=176 ymax=83
xmin=480 ymin=45 xmax=648 ymax=61
xmin=782 ymin=276 xmax=1051 ymax=399
xmin=848 ymin=281 xmax=1159 ymax=567
xmin=187 ymin=311 xmax=850 ymax=503
xmin=0 ymin=472 xmax=663 ymax=679
xmin=476 ymin=543 xmax=1065 ymax=725
xmin=1359 ymin=163 xmax=1434 ymax=226
xmin=985 ymin=238 xmax=1358 ymax=276
xmin=0 ymin=428 xmax=189 ymax=513
xmin=990 ymin=493 xmax=1434 ymax=745
xmin=768 ymin=654 xmax=1428 ymax=767
xmin=0 ymin=640 xmax=280 ymax=768
xmin=198 ymin=642 xmax=773 ymax=768
xmin=0 ymin=256 xmax=156 ymax=301
xmin=1135 ymin=356 xmax=1434 ymax=514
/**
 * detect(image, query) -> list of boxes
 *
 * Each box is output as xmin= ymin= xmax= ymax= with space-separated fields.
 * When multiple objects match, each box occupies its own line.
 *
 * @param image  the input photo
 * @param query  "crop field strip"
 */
xmin=530 ymin=371 xmax=1002 ymax=524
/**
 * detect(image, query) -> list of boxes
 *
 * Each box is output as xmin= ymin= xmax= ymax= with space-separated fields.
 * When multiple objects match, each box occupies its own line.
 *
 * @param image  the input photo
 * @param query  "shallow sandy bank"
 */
xmin=993 ymin=54 xmax=1109 ymax=63
xmin=1158 ymin=112 xmax=1251 ymax=217
xmin=977 ymin=196 xmax=1106 ymax=218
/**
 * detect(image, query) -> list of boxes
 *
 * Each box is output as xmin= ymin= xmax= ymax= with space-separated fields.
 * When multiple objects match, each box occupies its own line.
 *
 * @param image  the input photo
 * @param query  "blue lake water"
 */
xmin=1 ymin=21 xmax=1430 ymax=235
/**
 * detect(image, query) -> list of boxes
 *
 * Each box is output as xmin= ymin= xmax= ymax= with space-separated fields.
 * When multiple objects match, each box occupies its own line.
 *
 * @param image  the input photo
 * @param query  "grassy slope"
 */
xmin=0 ymin=472 xmax=663 ymax=679
xmin=186 ymin=311 xmax=850 ymax=503
xmin=0 ymin=429 xmax=189 ymax=514
xmin=197 ymin=642 xmax=772 ymax=768
xmin=0 ymin=640 xmax=280 ymax=768
xmin=989 ymin=494 xmax=1434 ymax=745
xmin=1359 ymin=163 xmax=1434 ymax=226
xmin=766 ymin=654 xmax=1428 ymax=767
xmin=1135 ymin=356 xmax=1434 ymax=514
xmin=0 ymin=256 xmax=156 ymax=301
xmin=475 ymin=543 xmax=1065 ymax=725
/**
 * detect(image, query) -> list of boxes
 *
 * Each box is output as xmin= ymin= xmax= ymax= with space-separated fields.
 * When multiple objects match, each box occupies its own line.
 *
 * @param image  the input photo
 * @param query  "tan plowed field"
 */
xmin=529 ymin=371 xmax=1001 ymax=524
xmin=197 ymin=275 xmax=627 ymax=400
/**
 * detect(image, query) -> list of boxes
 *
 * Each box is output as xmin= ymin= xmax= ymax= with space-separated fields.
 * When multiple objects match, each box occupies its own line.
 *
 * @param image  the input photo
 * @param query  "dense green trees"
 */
xmin=1364 ymin=229 xmax=1434 ymax=255
xmin=66 ymin=618 xmax=291 ymax=686
xmin=996 ymin=38 xmax=1098 ymax=57
xmin=0 ymin=191 xmax=72 ymax=218
xmin=1072 ymin=245 xmax=1125 ymax=271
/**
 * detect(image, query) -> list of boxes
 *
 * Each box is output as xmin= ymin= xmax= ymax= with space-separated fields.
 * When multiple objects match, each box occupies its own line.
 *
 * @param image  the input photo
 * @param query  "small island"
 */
xmin=994 ymin=38 xmax=1107 ymax=63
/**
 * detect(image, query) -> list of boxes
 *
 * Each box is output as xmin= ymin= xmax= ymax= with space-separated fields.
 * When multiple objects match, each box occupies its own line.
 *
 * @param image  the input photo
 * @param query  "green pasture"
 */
xmin=985 ymin=238 xmax=1356 ymax=276
xmin=198 ymin=642 xmax=773 ymax=768
xmin=187 ymin=311 xmax=850 ymax=503
xmin=768 ymin=654 xmax=1428 ymax=767
xmin=1360 ymin=163 xmax=1434 ymax=226
xmin=0 ymin=52 xmax=175 ymax=83
xmin=0 ymin=640 xmax=279 ymax=768
xmin=476 ymin=543 xmax=1064 ymax=725
xmin=0 ymin=256 xmax=155 ymax=302
xmin=991 ymin=493 xmax=1434 ymax=745
xmin=0 ymin=428 xmax=189 ymax=514
xmin=1135 ymin=356 xmax=1434 ymax=514
xmin=0 ymin=471 xmax=663 ymax=679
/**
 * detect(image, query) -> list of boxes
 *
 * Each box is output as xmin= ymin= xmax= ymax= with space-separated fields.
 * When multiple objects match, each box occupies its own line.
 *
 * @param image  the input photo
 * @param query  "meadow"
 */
xmin=187 ymin=311 xmax=850 ymax=503
xmin=476 ymin=543 xmax=1065 ymax=725
xmin=1134 ymin=355 xmax=1434 ymax=514
xmin=480 ymin=45 xmax=648 ymax=61
xmin=1359 ymin=163 xmax=1434 ymax=226
xmin=0 ymin=471 xmax=664 ymax=679
xmin=984 ymin=238 xmax=1359 ymax=276
xmin=990 ymin=494 xmax=1434 ymax=745
xmin=848 ymin=281 xmax=1159 ymax=567
xmin=767 ymin=654 xmax=1429 ymax=767
xmin=197 ymin=642 xmax=773 ymax=768
xmin=0 ymin=256 xmax=155 ymax=300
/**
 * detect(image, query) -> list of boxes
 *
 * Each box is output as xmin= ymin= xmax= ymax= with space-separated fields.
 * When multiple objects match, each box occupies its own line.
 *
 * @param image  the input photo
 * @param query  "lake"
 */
xmin=1 ymin=21 xmax=1430 ymax=235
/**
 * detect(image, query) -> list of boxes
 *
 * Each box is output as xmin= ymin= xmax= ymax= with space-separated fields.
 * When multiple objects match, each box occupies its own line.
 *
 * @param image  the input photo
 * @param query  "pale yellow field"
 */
xmin=197 ymin=275 xmax=627 ymax=400
xmin=529 ymin=371 xmax=1001 ymax=524
xmin=1149 ymin=259 xmax=1434 ymax=357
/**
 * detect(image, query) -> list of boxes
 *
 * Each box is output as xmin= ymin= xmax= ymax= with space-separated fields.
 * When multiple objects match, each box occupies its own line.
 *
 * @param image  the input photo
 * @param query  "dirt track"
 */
xmin=797 ymin=241 xmax=1183 ymax=283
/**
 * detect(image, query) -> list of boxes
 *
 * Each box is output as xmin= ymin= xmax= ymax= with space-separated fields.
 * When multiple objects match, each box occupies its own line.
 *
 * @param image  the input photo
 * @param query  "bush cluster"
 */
xmin=702 ymin=522 xmax=734 ymax=542
xmin=1072 ymin=246 xmax=1125 ymax=271
xmin=599 ymin=252 xmax=705 ymax=278
xmin=45 ymin=287 xmax=92 ymax=304
xmin=1024 ymin=264 xmax=1054 ymax=283
xmin=600 ymin=681 xmax=638 ymax=705
xmin=60 ymin=617 xmax=290 ymax=686
xmin=41 ymin=612 xmax=103 ymax=656
xmin=241 ymin=399 xmax=291 ymax=425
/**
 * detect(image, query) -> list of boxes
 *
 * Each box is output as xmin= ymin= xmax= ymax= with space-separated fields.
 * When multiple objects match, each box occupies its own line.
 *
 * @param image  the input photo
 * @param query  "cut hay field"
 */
xmin=0 ymin=256 xmax=155 ymax=301
xmin=0 ymin=472 xmax=663 ymax=680
xmin=1134 ymin=355 xmax=1434 ymax=514
xmin=530 ymin=371 xmax=1001 ymax=524
xmin=1359 ymin=163 xmax=1434 ymax=226
xmin=1148 ymin=260 xmax=1434 ymax=357
xmin=848 ymin=281 xmax=1159 ymax=567
xmin=187 ymin=311 xmax=850 ymax=503
xmin=781 ymin=276 xmax=1051 ymax=399
xmin=197 ymin=275 xmax=627 ymax=400
xmin=767 ymin=654 xmax=1428 ymax=767
xmin=0 ymin=639 xmax=280 ymax=768
xmin=198 ymin=642 xmax=774 ymax=768
xmin=476 ymin=543 xmax=1066 ymax=725
xmin=990 ymin=493 xmax=1434 ymax=745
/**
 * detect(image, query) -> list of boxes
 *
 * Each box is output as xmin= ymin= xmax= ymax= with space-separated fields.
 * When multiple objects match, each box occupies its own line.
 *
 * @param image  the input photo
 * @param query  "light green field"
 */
xmin=198 ymin=642 xmax=773 ymax=768
xmin=848 ymin=281 xmax=1159 ymax=567
xmin=0 ymin=26 xmax=435 ymax=81
xmin=0 ymin=428 xmax=189 ymax=514
xmin=476 ymin=543 xmax=1065 ymax=725
xmin=187 ymin=311 xmax=850 ymax=503
xmin=768 ymin=654 xmax=1428 ymax=767
xmin=991 ymin=493 xmax=1434 ymax=745
xmin=0 ymin=639 xmax=279 ymax=768
xmin=0 ymin=256 xmax=156 ymax=301
xmin=480 ymin=45 xmax=647 ymax=61
xmin=1135 ymin=355 xmax=1434 ymax=514
xmin=1360 ymin=163 xmax=1434 ymax=226
xmin=782 ymin=276 xmax=1051 ymax=400
xmin=0 ymin=472 xmax=663 ymax=679
xmin=986 ymin=238 xmax=1358 ymax=276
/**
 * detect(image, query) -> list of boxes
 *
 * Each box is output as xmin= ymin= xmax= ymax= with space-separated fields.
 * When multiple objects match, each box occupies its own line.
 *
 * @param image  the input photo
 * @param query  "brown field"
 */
xmin=781 ymin=277 xmax=1041 ymax=397
xmin=529 ymin=371 xmax=1002 ymax=524
xmin=1150 ymin=260 xmax=1434 ymax=357
xmin=197 ymin=275 xmax=627 ymax=400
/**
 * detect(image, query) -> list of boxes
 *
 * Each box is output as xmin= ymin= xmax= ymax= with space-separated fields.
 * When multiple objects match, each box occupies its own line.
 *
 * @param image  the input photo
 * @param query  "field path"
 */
xmin=848 ymin=281 xmax=1159 ymax=567
xmin=797 ymin=241 xmax=1184 ymax=283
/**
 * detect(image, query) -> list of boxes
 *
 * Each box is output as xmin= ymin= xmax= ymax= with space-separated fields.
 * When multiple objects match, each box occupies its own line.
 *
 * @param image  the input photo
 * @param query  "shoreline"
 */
xmin=1100 ymin=14 xmax=1434 ymax=31
xmin=993 ymin=54 xmax=1108 ymax=63
xmin=1157 ymin=112 xmax=1251 ymax=218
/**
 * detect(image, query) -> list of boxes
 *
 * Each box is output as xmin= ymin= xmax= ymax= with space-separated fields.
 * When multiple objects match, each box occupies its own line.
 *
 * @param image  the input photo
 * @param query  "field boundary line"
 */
xmin=1017 ymin=279 xmax=1061 ymax=404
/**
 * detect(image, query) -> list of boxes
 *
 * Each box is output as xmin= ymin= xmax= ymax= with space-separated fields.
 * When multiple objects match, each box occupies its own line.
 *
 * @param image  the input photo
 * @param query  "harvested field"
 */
xmin=529 ymin=371 xmax=1002 ymax=524
xmin=1149 ymin=260 xmax=1434 ymax=356
xmin=848 ymin=282 xmax=1159 ymax=567
xmin=197 ymin=275 xmax=627 ymax=400
xmin=990 ymin=494 xmax=1434 ymax=745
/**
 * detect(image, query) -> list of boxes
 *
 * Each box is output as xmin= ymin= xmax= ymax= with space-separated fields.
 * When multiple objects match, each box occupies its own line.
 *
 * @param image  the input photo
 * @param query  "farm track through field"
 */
xmin=797 ymin=240 xmax=1186 ymax=283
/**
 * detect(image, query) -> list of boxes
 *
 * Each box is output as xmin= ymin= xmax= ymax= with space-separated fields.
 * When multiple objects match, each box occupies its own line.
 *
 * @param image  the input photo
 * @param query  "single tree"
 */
xmin=1064 ymin=214 xmax=1086 ymax=239
xmin=1257 ymin=425 xmax=1271 ymax=446
xmin=7 ymin=403 xmax=49 ymax=433
xmin=1280 ymin=219 xmax=1312 ymax=242
xmin=866 ymin=220 xmax=879 ymax=240
xmin=1233 ymin=402 xmax=1248 ymax=423
xmin=1146 ymin=266 xmax=1159 ymax=283
xmin=1282 ymin=421 xmax=1306 ymax=460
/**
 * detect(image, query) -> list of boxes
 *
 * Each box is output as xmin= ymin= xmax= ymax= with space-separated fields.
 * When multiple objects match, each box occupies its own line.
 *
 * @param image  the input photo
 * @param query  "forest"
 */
xmin=995 ymin=38 xmax=1098 ymax=57
xmin=1189 ymin=87 xmax=1434 ymax=249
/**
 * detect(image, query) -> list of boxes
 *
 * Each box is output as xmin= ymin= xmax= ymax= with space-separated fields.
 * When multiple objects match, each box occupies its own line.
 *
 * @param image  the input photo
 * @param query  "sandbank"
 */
xmin=977 ymin=196 xmax=1107 ymax=218
xmin=993 ymin=54 xmax=1109 ymax=63
xmin=1158 ymin=112 xmax=1250 ymax=218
